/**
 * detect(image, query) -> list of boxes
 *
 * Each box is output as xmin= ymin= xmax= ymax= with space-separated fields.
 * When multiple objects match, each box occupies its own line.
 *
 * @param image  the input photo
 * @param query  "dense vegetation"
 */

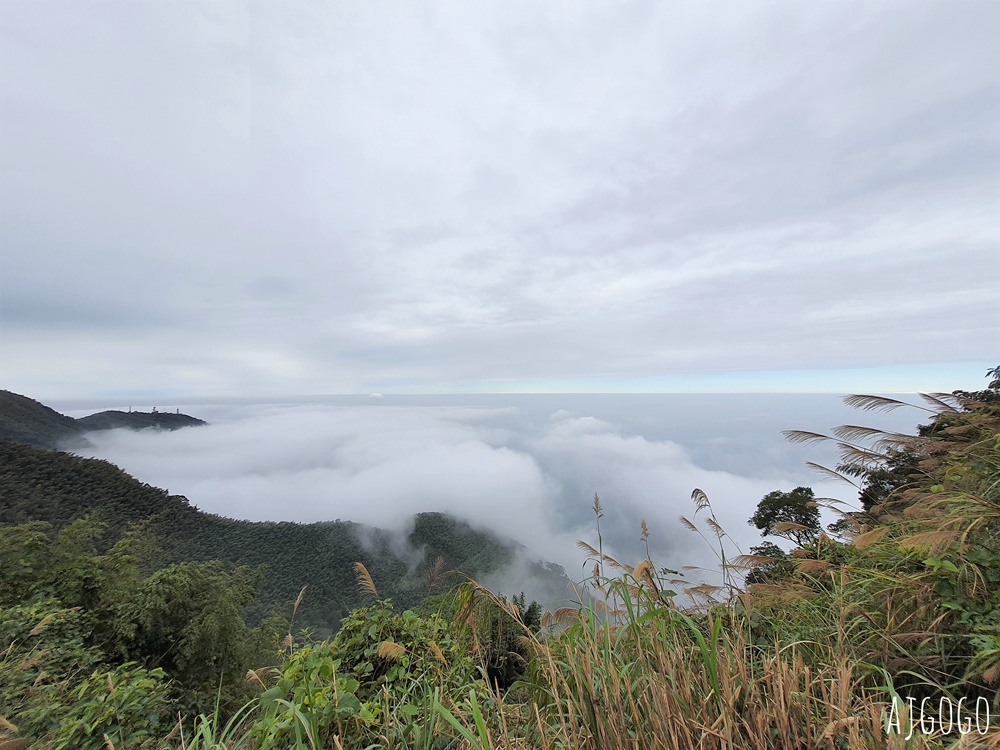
xmin=2 ymin=369 xmax=999 ymax=748
xmin=0 ymin=437 xmax=563 ymax=634
xmin=0 ymin=391 xmax=83 ymax=449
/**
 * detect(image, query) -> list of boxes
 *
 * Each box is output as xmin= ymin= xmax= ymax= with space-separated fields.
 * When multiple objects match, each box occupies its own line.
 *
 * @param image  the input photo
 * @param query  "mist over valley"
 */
xmin=57 ymin=392 xmax=924 ymax=588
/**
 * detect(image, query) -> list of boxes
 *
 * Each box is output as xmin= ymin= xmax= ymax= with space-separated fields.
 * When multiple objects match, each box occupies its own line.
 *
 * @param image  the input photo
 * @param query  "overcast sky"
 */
xmin=2 ymin=2 xmax=998 ymax=398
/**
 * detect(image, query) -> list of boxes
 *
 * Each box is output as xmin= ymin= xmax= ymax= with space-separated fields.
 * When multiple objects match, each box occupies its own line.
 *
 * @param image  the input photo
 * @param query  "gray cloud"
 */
xmin=2 ymin=1 xmax=998 ymax=397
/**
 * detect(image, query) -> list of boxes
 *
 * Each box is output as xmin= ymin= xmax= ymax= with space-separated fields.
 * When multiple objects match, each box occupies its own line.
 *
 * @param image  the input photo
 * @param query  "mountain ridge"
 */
xmin=0 ymin=389 xmax=206 ymax=449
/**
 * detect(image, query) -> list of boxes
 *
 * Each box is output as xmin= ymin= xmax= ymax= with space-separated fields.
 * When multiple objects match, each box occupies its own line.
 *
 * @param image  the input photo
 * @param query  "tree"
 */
xmin=113 ymin=560 xmax=270 ymax=712
xmin=987 ymin=364 xmax=1000 ymax=391
xmin=749 ymin=486 xmax=820 ymax=547
xmin=743 ymin=541 xmax=793 ymax=585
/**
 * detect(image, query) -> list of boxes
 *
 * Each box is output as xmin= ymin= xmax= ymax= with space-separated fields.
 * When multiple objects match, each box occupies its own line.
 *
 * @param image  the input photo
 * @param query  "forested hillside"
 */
xmin=0 ymin=437 xmax=567 ymax=633
xmin=0 ymin=390 xmax=84 ymax=449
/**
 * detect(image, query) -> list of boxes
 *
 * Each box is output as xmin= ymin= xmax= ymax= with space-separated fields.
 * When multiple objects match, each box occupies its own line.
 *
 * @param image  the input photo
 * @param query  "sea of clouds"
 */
xmin=61 ymin=394 xmax=924 ymax=589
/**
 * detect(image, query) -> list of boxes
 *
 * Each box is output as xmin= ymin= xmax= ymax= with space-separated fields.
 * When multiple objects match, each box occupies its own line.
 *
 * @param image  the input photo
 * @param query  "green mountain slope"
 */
xmin=0 ymin=390 xmax=206 ymax=449
xmin=0 ymin=437 xmax=569 ymax=634
xmin=0 ymin=390 xmax=84 ymax=449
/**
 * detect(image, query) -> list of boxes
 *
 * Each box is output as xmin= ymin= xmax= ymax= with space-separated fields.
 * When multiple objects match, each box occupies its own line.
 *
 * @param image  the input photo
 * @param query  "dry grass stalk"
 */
xmin=852 ymin=526 xmax=891 ymax=549
xmin=429 ymin=641 xmax=447 ymax=665
xmin=376 ymin=641 xmax=406 ymax=661
xmin=27 ymin=614 xmax=56 ymax=637
xmin=353 ymin=561 xmax=378 ymax=598
xmin=426 ymin=555 xmax=447 ymax=593
xmin=795 ymin=558 xmax=834 ymax=575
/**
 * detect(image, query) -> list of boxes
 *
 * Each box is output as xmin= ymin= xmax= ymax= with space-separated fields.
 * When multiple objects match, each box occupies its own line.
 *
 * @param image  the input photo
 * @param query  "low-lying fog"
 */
xmin=60 ymin=394 xmax=924 ymax=589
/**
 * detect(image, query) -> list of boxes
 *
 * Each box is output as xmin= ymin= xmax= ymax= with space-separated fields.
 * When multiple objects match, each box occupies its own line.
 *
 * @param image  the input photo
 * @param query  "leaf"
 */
xmin=259 ymin=686 xmax=284 ymax=708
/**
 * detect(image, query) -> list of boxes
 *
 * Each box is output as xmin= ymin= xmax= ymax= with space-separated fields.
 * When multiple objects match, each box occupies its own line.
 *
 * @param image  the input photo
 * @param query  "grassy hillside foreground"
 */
xmin=2 ymin=372 xmax=1000 ymax=748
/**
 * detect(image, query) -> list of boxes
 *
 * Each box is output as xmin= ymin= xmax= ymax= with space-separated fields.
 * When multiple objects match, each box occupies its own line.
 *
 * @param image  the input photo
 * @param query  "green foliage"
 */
xmin=113 ymin=560 xmax=269 ymax=711
xmin=987 ymin=364 xmax=1000 ymax=391
xmin=0 ymin=519 xmax=281 ymax=738
xmin=0 ymin=437 xmax=561 ymax=636
xmin=410 ymin=512 xmax=515 ymax=581
xmin=0 ymin=521 xmax=53 ymax=606
xmin=0 ymin=602 xmax=101 ymax=738
xmin=748 ymin=485 xmax=820 ymax=546
xmin=331 ymin=601 xmax=480 ymax=705
xmin=251 ymin=602 xmax=484 ymax=748
xmin=162 ymin=699 xmax=259 ymax=750
xmin=48 ymin=662 xmax=171 ymax=750
xmin=742 ymin=541 xmax=792 ymax=585
xmin=249 ymin=645 xmax=369 ymax=749
xmin=0 ymin=390 xmax=83 ymax=449
xmin=474 ymin=590 xmax=540 ymax=689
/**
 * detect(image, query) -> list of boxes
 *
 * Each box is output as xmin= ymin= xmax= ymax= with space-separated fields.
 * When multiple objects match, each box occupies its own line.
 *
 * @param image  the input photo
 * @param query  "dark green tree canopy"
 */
xmin=749 ymin=486 xmax=820 ymax=547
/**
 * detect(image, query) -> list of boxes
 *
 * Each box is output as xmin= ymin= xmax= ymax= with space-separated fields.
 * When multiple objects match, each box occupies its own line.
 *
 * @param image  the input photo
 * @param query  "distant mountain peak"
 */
xmin=76 ymin=409 xmax=207 ymax=432
xmin=0 ymin=390 xmax=206 ymax=449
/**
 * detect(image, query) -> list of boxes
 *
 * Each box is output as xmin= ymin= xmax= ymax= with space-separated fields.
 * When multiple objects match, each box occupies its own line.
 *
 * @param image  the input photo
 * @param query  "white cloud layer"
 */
xmin=68 ymin=395 xmax=923 ymax=583
xmin=2 ymin=1 xmax=997 ymax=397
